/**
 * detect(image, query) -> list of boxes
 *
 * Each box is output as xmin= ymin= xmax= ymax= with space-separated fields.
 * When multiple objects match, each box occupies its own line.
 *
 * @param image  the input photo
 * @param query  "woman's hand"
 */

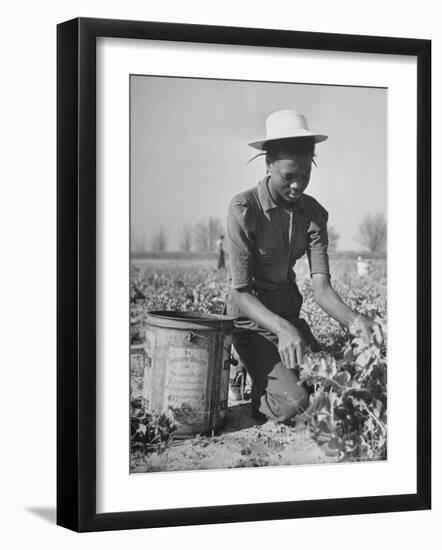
xmin=311 ymin=274 xmax=384 ymax=347
xmin=276 ymin=321 xmax=306 ymax=369
xmin=350 ymin=315 xmax=384 ymax=345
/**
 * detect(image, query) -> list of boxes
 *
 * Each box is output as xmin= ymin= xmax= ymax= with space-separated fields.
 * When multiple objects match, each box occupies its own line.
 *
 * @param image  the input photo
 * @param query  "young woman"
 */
xmin=225 ymin=109 xmax=383 ymax=422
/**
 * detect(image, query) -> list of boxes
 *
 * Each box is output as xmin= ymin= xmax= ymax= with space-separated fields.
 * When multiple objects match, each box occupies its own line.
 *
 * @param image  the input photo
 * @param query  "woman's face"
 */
xmin=267 ymin=152 xmax=313 ymax=207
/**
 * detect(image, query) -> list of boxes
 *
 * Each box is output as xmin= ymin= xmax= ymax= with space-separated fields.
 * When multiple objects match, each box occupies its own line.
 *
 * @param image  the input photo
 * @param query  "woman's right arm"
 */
xmin=231 ymin=289 xmax=306 ymax=369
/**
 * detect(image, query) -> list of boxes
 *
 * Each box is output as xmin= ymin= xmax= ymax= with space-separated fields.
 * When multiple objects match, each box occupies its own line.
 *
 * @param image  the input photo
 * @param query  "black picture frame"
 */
xmin=57 ymin=17 xmax=431 ymax=532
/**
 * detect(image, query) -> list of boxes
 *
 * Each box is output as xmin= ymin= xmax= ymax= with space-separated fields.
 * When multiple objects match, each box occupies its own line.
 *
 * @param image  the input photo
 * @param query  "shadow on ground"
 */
xmin=222 ymin=401 xmax=266 ymax=433
xmin=26 ymin=507 xmax=56 ymax=524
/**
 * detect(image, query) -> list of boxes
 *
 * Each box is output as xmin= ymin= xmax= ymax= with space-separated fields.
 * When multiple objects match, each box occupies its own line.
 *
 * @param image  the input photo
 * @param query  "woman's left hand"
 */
xmin=350 ymin=315 xmax=384 ymax=346
xmin=310 ymin=274 xmax=384 ymax=346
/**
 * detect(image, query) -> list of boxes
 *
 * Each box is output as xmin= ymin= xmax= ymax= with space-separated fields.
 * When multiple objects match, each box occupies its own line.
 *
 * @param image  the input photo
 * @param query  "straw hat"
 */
xmin=248 ymin=109 xmax=328 ymax=150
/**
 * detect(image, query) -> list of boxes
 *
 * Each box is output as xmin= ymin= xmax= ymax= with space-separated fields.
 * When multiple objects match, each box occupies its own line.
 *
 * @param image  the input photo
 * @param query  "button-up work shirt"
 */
xmin=227 ymin=177 xmax=330 ymax=292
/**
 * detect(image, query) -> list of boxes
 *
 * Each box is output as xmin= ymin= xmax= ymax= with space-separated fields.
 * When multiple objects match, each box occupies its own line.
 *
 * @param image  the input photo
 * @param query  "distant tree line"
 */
xmin=134 ymin=212 xmax=386 ymax=254
xmin=134 ymin=217 xmax=225 ymax=253
xmin=151 ymin=226 xmax=168 ymax=252
xmin=356 ymin=214 xmax=387 ymax=253
xmin=328 ymin=214 xmax=387 ymax=254
xmin=327 ymin=214 xmax=387 ymax=254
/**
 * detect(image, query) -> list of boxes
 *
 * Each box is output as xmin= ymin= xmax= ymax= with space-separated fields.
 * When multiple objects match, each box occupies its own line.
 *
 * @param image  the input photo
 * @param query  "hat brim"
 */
xmin=248 ymin=133 xmax=328 ymax=150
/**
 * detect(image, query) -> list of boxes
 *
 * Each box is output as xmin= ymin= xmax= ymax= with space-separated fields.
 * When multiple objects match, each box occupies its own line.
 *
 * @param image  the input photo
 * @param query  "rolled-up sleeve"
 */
xmin=306 ymin=199 xmax=330 ymax=276
xmin=227 ymin=198 xmax=254 ymax=290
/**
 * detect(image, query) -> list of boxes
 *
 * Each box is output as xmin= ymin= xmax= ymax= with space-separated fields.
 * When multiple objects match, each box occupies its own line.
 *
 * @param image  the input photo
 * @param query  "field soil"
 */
xmin=131 ymin=399 xmax=337 ymax=473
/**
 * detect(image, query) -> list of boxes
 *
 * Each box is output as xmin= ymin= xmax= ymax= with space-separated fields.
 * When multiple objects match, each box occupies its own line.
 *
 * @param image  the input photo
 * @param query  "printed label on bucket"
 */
xmin=164 ymin=347 xmax=209 ymax=426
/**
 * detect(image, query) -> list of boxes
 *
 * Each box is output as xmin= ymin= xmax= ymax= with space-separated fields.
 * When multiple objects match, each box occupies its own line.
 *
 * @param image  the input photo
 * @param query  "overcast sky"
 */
xmin=131 ymin=75 xmax=387 ymax=251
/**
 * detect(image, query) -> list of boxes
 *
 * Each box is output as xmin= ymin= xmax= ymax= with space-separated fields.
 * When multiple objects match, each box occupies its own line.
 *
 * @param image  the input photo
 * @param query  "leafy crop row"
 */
xmin=130 ymin=259 xmax=387 ymax=462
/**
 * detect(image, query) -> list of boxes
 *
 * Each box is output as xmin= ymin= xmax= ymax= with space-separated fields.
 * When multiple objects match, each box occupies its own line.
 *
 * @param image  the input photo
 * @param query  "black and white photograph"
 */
xmin=0 ymin=0 xmax=435 ymax=541
xmin=129 ymin=75 xmax=387 ymax=473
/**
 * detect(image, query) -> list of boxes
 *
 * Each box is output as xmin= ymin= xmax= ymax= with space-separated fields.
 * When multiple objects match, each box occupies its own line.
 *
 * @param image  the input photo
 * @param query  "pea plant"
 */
xmin=297 ymin=329 xmax=387 ymax=461
xmin=130 ymin=397 xmax=177 ymax=454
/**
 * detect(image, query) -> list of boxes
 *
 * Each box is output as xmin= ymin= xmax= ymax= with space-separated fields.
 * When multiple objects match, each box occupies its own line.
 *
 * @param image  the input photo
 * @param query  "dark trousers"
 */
xmin=226 ymin=283 xmax=320 ymax=422
xmin=218 ymin=250 xmax=225 ymax=269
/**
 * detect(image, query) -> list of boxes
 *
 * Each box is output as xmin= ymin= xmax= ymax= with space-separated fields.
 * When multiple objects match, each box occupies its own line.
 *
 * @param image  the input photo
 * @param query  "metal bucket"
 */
xmin=143 ymin=311 xmax=235 ymax=436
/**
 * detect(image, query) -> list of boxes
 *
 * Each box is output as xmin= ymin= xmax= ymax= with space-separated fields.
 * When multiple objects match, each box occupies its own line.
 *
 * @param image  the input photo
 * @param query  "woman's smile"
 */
xmin=287 ymin=189 xmax=301 ymax=200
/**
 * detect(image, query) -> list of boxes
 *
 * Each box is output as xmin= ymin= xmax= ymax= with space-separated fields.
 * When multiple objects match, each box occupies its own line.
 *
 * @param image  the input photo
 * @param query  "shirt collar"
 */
xmin=257 ymin=176 xmax=305 ymax=213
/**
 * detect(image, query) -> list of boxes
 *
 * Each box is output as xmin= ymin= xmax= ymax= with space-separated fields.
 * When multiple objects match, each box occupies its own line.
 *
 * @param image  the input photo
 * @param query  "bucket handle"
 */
xmin=185 ymin=331 xmax=238 ymax=366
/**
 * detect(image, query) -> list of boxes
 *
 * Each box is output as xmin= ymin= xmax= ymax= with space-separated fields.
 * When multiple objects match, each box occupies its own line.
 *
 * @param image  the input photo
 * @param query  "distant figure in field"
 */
xmin=357 ymin=256 xmax=371 ymax=277
xmin=216 ymin=235 xmax=226 ymax=270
